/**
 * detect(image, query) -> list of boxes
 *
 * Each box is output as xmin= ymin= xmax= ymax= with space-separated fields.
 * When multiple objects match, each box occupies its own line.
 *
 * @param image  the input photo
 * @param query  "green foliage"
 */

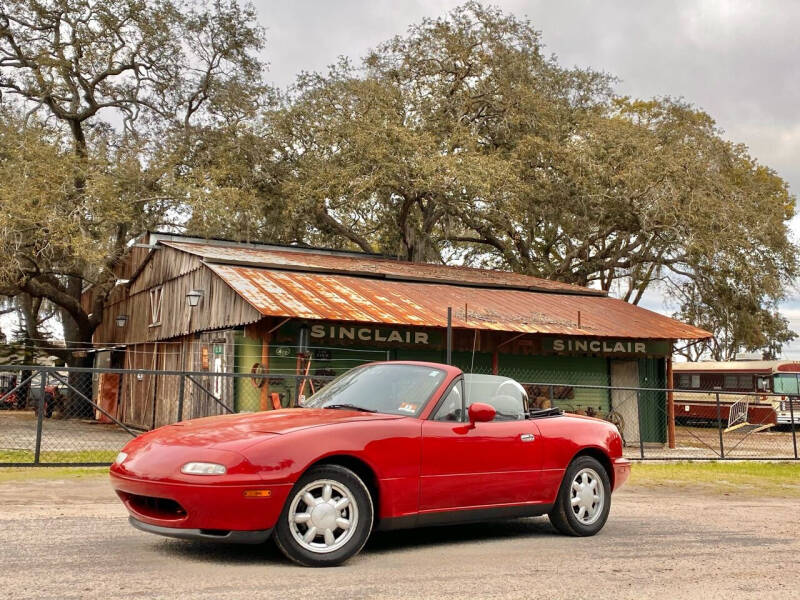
xmin=0 ymin=0 xmax=266 ymax=358
xmin=226 ymin=2 xmax=795 ymax=359
xmin=0 ymin=1 xmax=796 ymax=360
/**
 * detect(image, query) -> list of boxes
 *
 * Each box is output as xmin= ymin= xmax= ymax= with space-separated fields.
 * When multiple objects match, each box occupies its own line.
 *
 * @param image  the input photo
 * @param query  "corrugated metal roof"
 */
xmin=207 ymin=264 xmax=711 ymax=340
xmin=161 ymin=240 xmax=605 ymax=296
xmin=673 ymin=360 xmax=799 ymax=372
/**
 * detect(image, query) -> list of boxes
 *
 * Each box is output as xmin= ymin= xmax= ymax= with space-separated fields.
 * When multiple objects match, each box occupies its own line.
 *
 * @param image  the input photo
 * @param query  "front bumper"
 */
xmin=776 ymin=412 xmax=800 ymax=425
xmin=111 ymin=471 xmax=293 ymax=533
xmin=129 ymin=517 xmax=272 ymax=544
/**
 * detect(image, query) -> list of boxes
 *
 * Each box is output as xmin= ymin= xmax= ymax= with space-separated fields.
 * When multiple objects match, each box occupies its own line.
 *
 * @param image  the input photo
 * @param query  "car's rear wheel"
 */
xmin=274 ymin=464 xmax=373 ymax=567
xmin=548 ymin=455 xmax=611 ymax=537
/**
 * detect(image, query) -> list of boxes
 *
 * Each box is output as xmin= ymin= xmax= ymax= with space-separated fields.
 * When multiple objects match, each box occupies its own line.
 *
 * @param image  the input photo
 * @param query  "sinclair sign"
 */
xmin=543 ymin=338 xmax=670 ymax=356
xmin=273 ymin=321 xmax=441 ymax=348
xmin=310 ymin=323 xmax=436 ymax=346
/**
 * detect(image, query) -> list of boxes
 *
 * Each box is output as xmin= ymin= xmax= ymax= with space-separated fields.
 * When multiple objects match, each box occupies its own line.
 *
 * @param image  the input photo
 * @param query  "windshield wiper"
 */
xmin=323 ymin=403 xmax=377 ymax=413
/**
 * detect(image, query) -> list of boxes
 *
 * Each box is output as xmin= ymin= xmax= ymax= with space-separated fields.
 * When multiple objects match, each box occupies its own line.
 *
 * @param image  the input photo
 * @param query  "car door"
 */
xmin=419 ymin=378 xmax=543 ymax=511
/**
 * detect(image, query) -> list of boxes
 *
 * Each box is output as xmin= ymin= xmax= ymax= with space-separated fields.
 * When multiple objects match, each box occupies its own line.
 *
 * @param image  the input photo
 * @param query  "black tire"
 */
xmin=274 ymin=464 xmax=373 ymax=567
xmin=548 ymin=455 xmax=611 ymax=537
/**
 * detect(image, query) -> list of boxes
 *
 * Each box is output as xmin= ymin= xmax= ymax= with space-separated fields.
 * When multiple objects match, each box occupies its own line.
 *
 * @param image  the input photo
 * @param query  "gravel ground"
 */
xmin=1 ymin=475 xmax=799 ymax=600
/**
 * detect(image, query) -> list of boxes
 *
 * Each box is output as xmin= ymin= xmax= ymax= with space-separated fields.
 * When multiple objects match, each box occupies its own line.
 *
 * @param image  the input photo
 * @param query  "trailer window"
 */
xmin=723 ymin=375 xmax=738 ymax=389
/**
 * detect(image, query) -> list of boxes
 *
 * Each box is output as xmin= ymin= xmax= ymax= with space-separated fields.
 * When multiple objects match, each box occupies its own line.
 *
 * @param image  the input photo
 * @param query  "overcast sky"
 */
xmin=254 ymin=0 xmax=800 ymax=357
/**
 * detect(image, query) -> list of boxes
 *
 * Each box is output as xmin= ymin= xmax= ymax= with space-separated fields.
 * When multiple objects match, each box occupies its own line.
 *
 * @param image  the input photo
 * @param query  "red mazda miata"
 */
xmin=110 ymin=361 xmax=630 ymax=566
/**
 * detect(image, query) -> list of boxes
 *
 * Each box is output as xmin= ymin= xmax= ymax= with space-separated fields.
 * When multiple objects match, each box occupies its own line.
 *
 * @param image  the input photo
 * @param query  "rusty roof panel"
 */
xmin=207 ymin=264 xmax=711 ymax=340
xmin=162 ymin=240 xmax=604 ymax=296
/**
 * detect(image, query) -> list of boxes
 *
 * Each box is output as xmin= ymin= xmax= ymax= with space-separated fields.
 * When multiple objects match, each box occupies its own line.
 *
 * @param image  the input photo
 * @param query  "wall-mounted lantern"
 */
xmin=186 ymin=289 xmax=204 ymax=308
xmin=115 ymin=314 xmax=129 ymax=328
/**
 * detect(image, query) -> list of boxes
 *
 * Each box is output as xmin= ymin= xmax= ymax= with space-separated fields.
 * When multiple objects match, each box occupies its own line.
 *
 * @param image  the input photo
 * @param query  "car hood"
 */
xmin=155 ymin=408 xmax=403 ymax=446
xmin=115 ymin=408 xmax=405 ymax=481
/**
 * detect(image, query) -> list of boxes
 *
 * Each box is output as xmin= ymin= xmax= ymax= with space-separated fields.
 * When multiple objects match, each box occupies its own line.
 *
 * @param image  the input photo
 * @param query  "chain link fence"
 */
xmin=1 ymin=363 xmax=798 ymax=465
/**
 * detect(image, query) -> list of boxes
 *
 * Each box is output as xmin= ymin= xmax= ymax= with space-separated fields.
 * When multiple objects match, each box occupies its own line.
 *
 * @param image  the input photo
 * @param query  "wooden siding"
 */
xmin=94 ymin=263 xmax=262 ymax=344
xmin=120 ymin=342 xmax=159 ymax=429
xmin=117 ymin=331 xmax=237 ymax=429
xmin=128 ymin=246 xmax=204 ymax=295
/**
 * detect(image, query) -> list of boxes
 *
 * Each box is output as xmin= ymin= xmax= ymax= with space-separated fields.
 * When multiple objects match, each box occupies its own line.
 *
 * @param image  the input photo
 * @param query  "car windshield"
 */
xmin=304 ymin=364 xmax=447 ymax=417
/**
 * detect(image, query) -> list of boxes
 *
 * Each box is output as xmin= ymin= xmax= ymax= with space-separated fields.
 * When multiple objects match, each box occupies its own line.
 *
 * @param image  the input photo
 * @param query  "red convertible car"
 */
xmin=110 ymin=362 xmax=630 ymax=567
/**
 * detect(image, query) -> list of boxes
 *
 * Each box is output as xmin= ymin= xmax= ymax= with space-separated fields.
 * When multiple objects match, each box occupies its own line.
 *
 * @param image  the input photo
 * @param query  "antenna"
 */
xmin=467 ymin=302 xmax=478 ymax=375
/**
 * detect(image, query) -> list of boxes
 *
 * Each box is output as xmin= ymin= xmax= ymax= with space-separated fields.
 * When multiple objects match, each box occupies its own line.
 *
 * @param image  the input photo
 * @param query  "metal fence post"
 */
xmin=789 ymin=396 xmax=798 ymax=460
xmin=33 ymin=371 xmax=46 ymax=465
xmin=177 ymin=374 xmax=185 ymax=422
xmin=446 ymin=307 xmax=452 ymax=365
xmin=715 ymin=392 xmax=725 ymax=459
xmin=636 ymin=390 xmax=644 ymax=459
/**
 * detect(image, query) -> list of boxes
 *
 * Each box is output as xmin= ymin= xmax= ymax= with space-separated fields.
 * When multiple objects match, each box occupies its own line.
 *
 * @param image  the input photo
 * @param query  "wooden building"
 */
xmin=90 ymin=232 xmax=711 ymax=443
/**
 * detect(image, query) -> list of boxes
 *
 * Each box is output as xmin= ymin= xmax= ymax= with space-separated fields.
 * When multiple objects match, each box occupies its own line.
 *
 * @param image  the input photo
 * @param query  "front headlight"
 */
xmin=181 ymin=462 xmax=227 ymax=475
xmin=114 ymin=452 xmax=128 ymax=465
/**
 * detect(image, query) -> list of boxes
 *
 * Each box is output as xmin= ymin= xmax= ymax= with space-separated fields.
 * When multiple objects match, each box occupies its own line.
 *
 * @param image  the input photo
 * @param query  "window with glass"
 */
xmin=464 ymin=374 xmax=528 ymax=421
xmin=149 ymin=286 xmax=163 ymax=327
xmin=773 ymin=374 xmax=800 ymax=396
xmin=432 ymin=380 xmax=464 ymax=421
xmin=723 ymin=375 xmax=738 ymax=389
xmin=432 ymin=374 xmax=529 ymax=422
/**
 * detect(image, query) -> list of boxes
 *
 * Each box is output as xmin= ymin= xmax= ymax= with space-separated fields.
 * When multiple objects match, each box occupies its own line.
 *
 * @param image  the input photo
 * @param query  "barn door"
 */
xmin=611 ymin=360 xmax=640 ymax=444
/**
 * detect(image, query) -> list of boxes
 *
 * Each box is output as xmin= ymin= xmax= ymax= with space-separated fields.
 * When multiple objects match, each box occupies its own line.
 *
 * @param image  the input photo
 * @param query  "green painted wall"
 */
xmin=234 ymin=332 xmax=262 ymax=412
xmin=497 ymin=354 xmax=611 ymax=412
xmin=233 ymin=329 xmax=666 ymax=444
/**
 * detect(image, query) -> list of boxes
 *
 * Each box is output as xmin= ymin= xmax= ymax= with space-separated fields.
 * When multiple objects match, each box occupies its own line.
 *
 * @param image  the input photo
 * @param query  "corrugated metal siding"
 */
xmin=208 ymin=264 xmax=710 ymax=340
xmin=161 ymin=240 xmax=603 ymax=296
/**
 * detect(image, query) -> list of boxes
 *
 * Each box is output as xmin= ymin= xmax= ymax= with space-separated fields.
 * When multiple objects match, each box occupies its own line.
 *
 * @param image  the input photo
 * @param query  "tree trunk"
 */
xmin=61 ymin=308 xmax=95 ymax=419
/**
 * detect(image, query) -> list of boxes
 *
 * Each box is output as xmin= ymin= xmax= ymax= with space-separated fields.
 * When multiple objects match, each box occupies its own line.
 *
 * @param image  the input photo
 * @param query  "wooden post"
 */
xmin=667 ymin=352 xmax=676 ymax=449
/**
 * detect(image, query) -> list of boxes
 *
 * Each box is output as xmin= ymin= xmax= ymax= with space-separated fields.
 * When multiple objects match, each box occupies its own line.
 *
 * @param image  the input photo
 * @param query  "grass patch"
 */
xmin=0 ymin=466 xmax=108 ymax=483
xmin=0 ymin=449 xmax=118 ymax=464
xmin=629 ymin=461 xmax=800 ymax=496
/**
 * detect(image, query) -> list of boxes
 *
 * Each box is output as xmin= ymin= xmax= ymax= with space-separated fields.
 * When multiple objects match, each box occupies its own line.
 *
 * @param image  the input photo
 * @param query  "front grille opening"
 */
xmin=120 ymin=492 xmax=187 ymax=520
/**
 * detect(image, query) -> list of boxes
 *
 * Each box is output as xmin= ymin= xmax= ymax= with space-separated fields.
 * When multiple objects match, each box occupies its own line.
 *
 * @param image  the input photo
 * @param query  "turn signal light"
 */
xmin=243 ymin=489 xmax=271 ymax=498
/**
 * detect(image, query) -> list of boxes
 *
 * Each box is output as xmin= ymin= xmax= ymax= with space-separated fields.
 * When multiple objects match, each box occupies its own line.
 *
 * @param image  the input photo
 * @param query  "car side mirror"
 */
xmin=468 ymin=402 xmax=495 ymax=425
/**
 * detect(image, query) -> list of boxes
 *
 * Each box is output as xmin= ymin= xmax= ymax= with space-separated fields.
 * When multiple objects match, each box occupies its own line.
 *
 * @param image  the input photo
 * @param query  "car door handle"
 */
xmin=520 ymin=433 xmax=535 ymax=442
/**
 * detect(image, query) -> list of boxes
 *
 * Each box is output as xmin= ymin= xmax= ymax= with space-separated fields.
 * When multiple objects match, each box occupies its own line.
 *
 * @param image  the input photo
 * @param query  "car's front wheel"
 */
xmin=548 ymin=455 xmax=611 ymax=536
xmin=274 ymin=464 xmax=373 ymax=567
